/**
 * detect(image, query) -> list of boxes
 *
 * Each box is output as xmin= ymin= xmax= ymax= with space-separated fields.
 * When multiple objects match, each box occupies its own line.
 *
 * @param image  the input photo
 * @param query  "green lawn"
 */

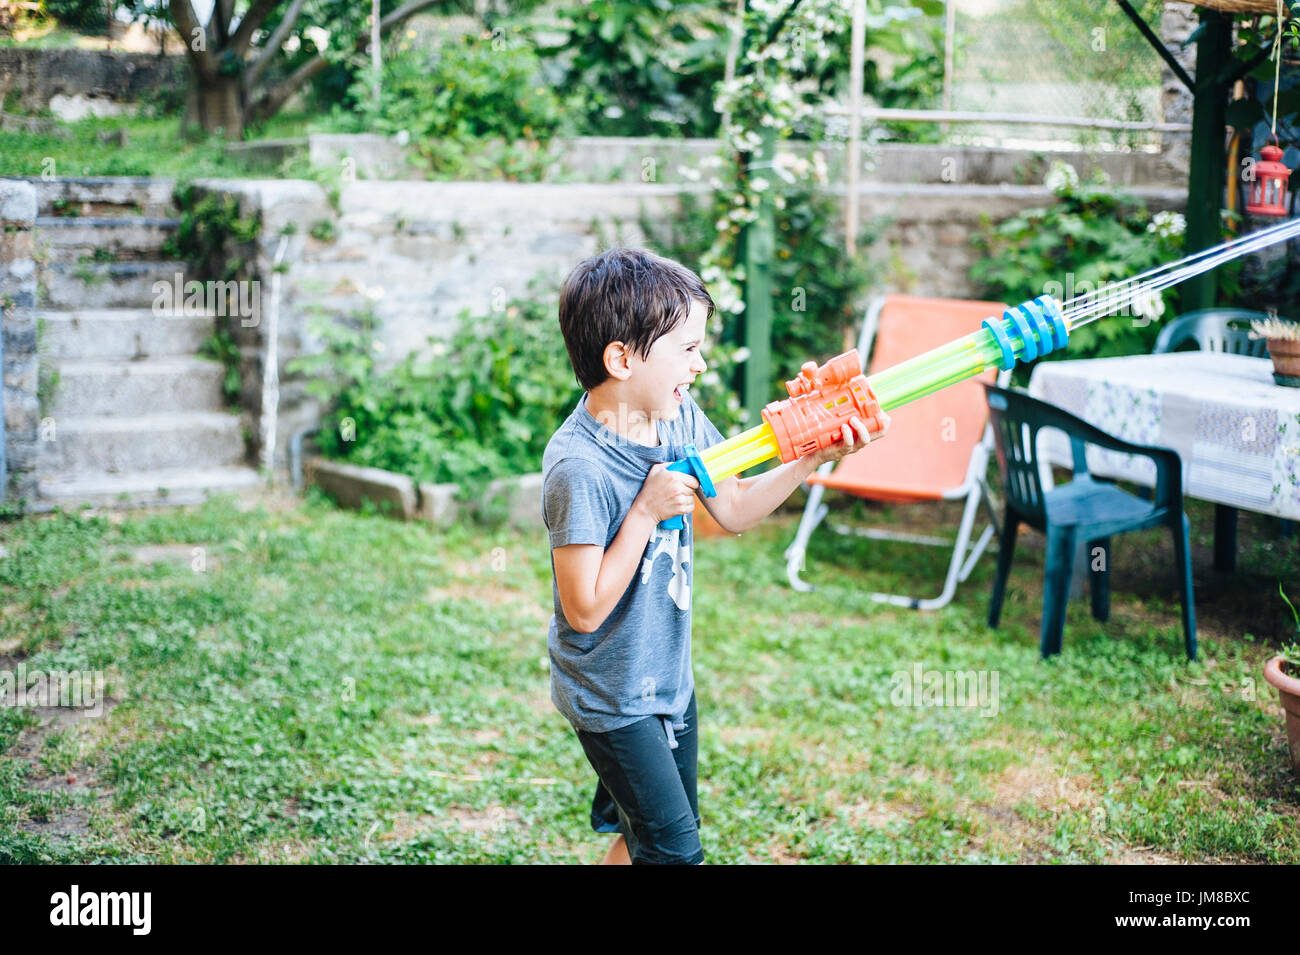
xmin=1 ymin=488 xmax=1297 ymax=864
xmin=1 ymin=110 xmax=325 ymax=181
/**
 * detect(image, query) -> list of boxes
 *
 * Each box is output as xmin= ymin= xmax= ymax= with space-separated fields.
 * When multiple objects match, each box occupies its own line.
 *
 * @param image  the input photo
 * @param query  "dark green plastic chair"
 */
xmin=1152 ymin=308 xmax=1271 ymax=358
xmin=1153 ymin=309 xmax=1277 ymax=571
xmin=983 ymin=384 xmax=1197 ymax=661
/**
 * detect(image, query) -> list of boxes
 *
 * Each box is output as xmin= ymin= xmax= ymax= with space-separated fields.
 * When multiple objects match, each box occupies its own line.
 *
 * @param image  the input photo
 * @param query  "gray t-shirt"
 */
xmin=542 ymin=390 xmax=725 ymax=734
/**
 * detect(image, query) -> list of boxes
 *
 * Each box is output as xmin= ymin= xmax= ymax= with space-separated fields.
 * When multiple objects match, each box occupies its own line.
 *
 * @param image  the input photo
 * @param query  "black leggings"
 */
xmin=574 ymin=692 xmax=702 ymax=865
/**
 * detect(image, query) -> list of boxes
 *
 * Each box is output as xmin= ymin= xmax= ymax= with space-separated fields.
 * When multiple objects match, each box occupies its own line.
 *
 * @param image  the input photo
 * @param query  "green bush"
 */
xmin=969 ymin=162 xmax=1188 ymax=372
xmin=339 ymin=30 xmax=565 ymax=181
xmin=288 ymin=284 xmax=583 ymax=495
xmin=40 ymin=0 xmax=111 ymax=33
xmin=537 ymin=0 xmax=728 ymax=138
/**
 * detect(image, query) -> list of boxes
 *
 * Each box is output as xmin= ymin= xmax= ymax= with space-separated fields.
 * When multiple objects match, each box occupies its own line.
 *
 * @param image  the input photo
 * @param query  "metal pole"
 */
xmin=846 ymin=0 xmax=865 ymax=255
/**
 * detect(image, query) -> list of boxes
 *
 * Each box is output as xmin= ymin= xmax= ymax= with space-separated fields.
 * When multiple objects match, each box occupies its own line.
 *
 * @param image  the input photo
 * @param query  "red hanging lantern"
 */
xmin=1246 ymin=140 xmax=1292 ymax=217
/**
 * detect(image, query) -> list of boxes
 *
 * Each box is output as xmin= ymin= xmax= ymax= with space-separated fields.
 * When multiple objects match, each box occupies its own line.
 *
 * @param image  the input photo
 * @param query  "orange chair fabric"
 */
xmin=806 ymin=296 xmax=1007 ymax=502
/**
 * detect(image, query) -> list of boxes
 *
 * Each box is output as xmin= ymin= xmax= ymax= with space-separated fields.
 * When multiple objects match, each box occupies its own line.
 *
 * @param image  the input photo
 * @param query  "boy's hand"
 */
xmin=808 ymin=412 xmax=891 ymax=469
xmin=634 ymin=462 xmax=700 ymax=524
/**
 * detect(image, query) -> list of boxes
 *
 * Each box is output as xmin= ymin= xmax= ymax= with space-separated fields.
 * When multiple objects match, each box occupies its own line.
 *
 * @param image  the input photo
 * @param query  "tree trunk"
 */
xmin=183 ymin=74 xmax=246 ymax=140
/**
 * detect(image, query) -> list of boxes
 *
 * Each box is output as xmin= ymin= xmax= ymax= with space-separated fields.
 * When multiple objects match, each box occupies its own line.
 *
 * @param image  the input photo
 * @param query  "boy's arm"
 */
xmin=701 ymin=414 xmax=887 ymax=534
xmin=552 ymin=462 xmax=697 ymax=634
xmin=553 ymin=501 xmax=657 ymax=634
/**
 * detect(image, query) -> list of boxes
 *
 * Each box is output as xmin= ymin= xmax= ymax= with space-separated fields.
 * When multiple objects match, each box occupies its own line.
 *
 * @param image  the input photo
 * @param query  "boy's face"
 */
xmin=626 ymin=298 xmax=709 ymax=423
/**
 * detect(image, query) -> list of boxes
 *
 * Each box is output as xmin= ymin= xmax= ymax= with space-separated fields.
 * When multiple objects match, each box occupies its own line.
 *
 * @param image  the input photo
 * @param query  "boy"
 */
xmin=542 ymin=247 xmax=889 ymax=865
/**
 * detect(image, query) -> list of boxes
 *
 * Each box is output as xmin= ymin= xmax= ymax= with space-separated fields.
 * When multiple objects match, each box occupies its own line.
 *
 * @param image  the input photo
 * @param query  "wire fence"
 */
xmin=944 ymin=0 xmax=1175 ymax=151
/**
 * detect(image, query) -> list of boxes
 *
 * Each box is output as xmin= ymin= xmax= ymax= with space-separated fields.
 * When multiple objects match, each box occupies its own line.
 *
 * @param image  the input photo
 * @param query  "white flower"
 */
xmin=733 ymin=347 xmax=751 ymax=363
xmin=1044 ymin=161 xmax=1079 ymax=196
xmin=304 ymin=26 xmax=330 ymax=49
xmin=1132 ymin=290 xmax=1166 ymax=320
xmin=750 ymin=177 xmax=770 ymax=192
xmin=1147 ymin=211 xmax=1186 ymax=239
xmin=677 ymin=165 xmax=701 ymax=182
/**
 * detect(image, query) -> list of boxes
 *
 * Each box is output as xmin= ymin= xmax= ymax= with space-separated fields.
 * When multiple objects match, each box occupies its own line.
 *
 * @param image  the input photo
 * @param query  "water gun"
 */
xmin=659 ymin=294 xmax=1067 ymax=530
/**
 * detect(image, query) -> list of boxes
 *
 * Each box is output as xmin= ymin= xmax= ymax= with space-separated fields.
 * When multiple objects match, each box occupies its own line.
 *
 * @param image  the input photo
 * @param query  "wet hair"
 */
xmin=558 ymin=247 xmax=715 ymax=392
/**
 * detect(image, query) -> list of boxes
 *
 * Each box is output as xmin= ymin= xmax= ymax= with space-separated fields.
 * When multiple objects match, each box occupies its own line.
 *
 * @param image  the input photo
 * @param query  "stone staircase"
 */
xmin=30 ymin=177 xmax=260 ymax=508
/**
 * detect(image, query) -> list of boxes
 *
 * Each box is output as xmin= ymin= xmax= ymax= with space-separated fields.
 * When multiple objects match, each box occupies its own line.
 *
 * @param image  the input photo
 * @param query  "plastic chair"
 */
xmin=784 ymin=295 xmax=1011 ymax=610
xmin=1153 ymin=308 xmax=1278 ymax=571
xmin=983 ymin=383 xmax=1197 ymax=660
xmin=1152 ymin=308 xmax=1271 ymax=358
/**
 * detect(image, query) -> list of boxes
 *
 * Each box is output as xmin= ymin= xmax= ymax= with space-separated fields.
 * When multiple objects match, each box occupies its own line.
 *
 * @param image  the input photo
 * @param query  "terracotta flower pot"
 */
xmin=1263 ymin=655 xmax=1300 ymax=777
xmin=1267 ymin=338 xmax=1300 ymax=385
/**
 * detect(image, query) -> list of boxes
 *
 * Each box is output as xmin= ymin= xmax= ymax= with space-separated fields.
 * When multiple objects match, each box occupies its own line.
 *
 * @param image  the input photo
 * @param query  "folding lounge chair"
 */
xmin=784 ymin=295 xmax=1012 ymax=609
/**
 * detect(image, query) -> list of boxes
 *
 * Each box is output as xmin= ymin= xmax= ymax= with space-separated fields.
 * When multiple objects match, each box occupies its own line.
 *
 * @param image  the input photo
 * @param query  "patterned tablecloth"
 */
xmin=1027 ymin=352 xmax=1300 ymax=520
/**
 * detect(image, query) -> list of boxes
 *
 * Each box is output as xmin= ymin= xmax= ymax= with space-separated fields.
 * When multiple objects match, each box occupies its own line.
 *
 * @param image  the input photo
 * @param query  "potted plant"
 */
xmin=1250 ymin=315 xmax=1300 ymax=386
xmin=1263 ymin=582 xmax=1300 ymax=777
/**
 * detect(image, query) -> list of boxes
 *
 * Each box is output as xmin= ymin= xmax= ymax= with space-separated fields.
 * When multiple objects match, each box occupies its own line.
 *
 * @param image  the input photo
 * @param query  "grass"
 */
xmin=0 ymin=109 xmax=324 ymax=181
xmin=0 ymin=486 xmax=1297 ymax=864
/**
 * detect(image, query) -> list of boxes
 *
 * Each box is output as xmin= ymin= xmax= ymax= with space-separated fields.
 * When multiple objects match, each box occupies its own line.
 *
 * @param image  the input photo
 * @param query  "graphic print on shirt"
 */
xmin=640 ymin=523 xmax=691 ymax=611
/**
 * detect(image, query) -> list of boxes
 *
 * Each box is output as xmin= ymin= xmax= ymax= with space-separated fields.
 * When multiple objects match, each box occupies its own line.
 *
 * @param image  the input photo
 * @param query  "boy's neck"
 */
xmin=585 ymin=385 xmax=660 ymax=448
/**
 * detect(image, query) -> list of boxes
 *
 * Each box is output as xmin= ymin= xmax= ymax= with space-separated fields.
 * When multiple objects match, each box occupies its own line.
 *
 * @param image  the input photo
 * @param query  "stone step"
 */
xmin=35 ymin=216 xmax=180 ymax=263
xmin=22 ymin=176 xmax=177 ymax=218
xmin=35 ymin=465 xmax=262 ymax=511
xmin=37 ymin=412 xmax=246 ymax=473
xmin=39 ymin=261 xmax=190 ymax=309
xmin=36 ymin=309 xmax=216 ymax=361
xmin=46 ymin=357 xmax=227 ymax=417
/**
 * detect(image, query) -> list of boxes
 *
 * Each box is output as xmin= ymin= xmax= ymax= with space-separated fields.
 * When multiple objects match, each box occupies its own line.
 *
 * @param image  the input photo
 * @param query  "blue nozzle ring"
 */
xmin=983 ymin=316 xmax=1016 ymax=371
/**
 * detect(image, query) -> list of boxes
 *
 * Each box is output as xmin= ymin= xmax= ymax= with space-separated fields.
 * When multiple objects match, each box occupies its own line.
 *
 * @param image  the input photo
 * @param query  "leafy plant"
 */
xmin=536 ymin=0 xmax=730 ymax=138
xmin=287 ymin=279 xmax=583 ymax=504
xmin=335 ymin=30 xmax=565 ymax=181
xmin=1250 ymin=316 xmax=1300 ymax=341
xmin=198 ymin=327 xmax=242 ymax=406
xmin=163 ymin=183 xmax=262 ymax=282
xmin=969 ymin=162 xmax=1189 ymax=375
xmin=1280 ymin=582 xmax=1300 ymax=675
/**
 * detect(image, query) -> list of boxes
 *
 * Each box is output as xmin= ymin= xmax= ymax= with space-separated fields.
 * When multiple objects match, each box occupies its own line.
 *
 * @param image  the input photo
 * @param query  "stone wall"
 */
xmin=189 ymin=177 xmax=1186 ymax=474
xmin=1 ymin=178 xmax=38 ymax=502
xmin=0 ymin=48 xmax=183 ymax=116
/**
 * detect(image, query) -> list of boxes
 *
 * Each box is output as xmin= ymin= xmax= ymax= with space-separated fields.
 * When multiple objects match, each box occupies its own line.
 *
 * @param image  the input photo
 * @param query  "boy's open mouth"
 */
xmin=673 ymin=382 xmax=691 ymax=403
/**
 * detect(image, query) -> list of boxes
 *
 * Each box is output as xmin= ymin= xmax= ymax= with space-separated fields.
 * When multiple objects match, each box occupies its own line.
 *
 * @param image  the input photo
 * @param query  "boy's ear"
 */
xmin=602 ymin=340 xmax=635 ymax=381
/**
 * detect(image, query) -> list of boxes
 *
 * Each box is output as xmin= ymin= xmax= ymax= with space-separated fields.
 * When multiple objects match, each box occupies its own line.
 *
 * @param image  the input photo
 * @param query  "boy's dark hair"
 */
xmin=558 ymin=247 xmax=715 ymax=392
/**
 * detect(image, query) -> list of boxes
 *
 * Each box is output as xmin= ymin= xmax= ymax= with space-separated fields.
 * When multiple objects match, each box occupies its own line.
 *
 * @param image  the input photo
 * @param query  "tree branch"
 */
xmin=249 ymin=0 xmax=444 ymax=119
xmin=248 ymin=52 xmax=329 ymax=123
xmin=170 ymin=0 xmax=217 ymax=80
xmin=229 ymin=0 xmax=282 ymax=58
xmin=214 ymin=0 xmax=234 ymax=46
xmin=247 ymin=0 xmax=308 ymax=88
xmin=378 ymin=0 xmax=443 ymax=36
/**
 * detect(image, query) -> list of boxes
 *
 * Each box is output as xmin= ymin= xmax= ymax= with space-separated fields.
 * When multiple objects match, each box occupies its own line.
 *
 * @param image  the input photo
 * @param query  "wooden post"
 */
xmin=1183 ymin=9 xmax=1233 ymax=311
xmin=845 ymin=0 xmax=865 ymax=256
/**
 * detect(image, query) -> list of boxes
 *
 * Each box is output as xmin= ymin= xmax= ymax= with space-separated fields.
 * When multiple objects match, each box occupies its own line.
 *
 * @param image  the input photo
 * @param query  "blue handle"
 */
xmin=658 ymin=444 xmax=717 ymax=531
